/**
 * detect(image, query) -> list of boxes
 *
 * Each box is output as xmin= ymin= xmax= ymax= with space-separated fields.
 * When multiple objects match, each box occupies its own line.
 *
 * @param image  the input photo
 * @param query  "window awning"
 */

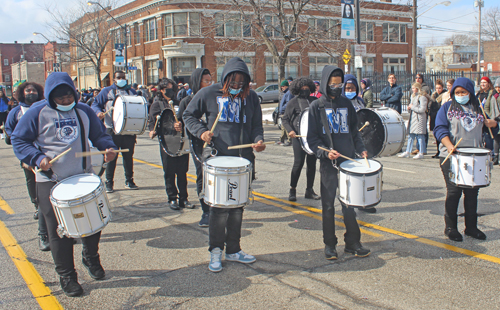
xmin=71 ymin=76 xmax=77 ymax=81
xmin=100 ymin=72 xmax=109 ymax=80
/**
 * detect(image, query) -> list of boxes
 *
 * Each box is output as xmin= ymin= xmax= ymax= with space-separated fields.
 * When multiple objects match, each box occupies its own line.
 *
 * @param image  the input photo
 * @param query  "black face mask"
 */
xmin=163 ymin=89 xmax=175 ymax=99
xmin=299 ymin=89 xmax=311 ymax=98
xmin=25 ymin=93 xmax=38 ymax=104
xmin=327 ymin=86 xmax=342 ymax=98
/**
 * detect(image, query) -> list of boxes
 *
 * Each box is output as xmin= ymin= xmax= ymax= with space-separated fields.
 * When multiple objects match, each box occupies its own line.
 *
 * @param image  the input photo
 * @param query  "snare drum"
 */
xmin=449 ymin=148 xmax=492 ymax=188
xmin=112 ymin=95 xmax=148 ymax=135
xmin=158 ymin=109 xmax=190 ymax=157
xmin=338 ymin=159 xmax=383 ymax=209
xmin=203 ymin=156 xmax=253 ymax=208
xmin=357 ymin=108 xmax=406 ymax=158
xmin=298 ymin=108 xmax=314 ymax=155
xmin=50 ymin=173 xmax=111 ymax=238
xmin=90 ymin=147 xmax=106 ymax=177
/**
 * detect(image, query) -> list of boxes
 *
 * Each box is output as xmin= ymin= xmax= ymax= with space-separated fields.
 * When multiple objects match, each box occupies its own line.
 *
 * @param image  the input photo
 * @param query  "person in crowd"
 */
xmin=312 ymin=81 xmax=322 ymax=98
xmin=0 ymin=88 xmax=10 ymax=139
xmin=491 ymin=78 xmax=500 ymax=165
xmin=441 ymin=79 xmax=455 ymax=103
xmin=183 ymin=57 xmax=265 ymax=273
xmin=4 ymin=82 xmax=49 ymax=251
xmin=415 ymin=73 xmax=431 ymax=95
xmin=281 ymin=77 xmax=320 ymax=202
xmin=477 ymin=76 xmax=496 ymax=150
xmin=413 ymin=74 xmax=432 ymax=155
xmin=131 ymin=83 xmax=139 ymax=92
xmin=11 ymin=72 xmax=117 ymax=297
xmin=360 ymin=78 xmax=373 ymax=108
xmin=86 ymin=89 xmax=100 ymax=107
xmin=92 ymin=71 xmax=139 ymax=192
xmin=380 ymin=74 xmax=403 ymax=114
xmin=9 ymin=91 xmax=19 ymax=111
xmin=430 ymin=79 xmax=448 ymax=158
xmin=178 ymin=68 xmax=213 ymax=226
xmin=177 ymin=83 xmax=188 ymax=101
xmin=278 ymin=80 xmax=293 ymax=146
xmin=138 ymin=85 xmax=150 ymax=102
xmin=287 ymin=76 xmax=294 ymax=83
xmin=398 ymin=82 xmax=428 ymax=159
xmin=307 ymin=65 xmax=370 ymax=260
xmin=149 ymin=78 xmax=192 ymax=211
xmin=434 ymin=77 xmax=498 ymax=242
xmin=342 ymin=74 xmax=365 ymax=111
xmin=184 ymin=83 xmax=192 ymax=96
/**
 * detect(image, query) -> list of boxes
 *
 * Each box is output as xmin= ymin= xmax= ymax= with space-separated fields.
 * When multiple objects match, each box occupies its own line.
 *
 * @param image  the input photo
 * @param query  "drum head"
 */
xmin=158 ymin=109 xmax=183 ymax=156
xmin=205 ymin=156 xmax=251 ymax=168
xmin=52 ymin=174 xmax=101 ymax=200
xmin=112 ymin=96 xmax=125 ymax=133
xmin=339 ymin=159 xmax=382 ymax=175
xmin=456 ymin=148 xmax=491 ymax=155
xmin=357 ymin=109 xmax=385 ymax=158
xmin=298 ymin=109 xmax=314 ymax=155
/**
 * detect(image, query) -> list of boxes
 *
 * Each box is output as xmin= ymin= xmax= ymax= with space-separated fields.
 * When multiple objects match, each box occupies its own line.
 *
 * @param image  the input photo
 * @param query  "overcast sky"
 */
xmin=0 ymin=0 xmax=495 ymax=47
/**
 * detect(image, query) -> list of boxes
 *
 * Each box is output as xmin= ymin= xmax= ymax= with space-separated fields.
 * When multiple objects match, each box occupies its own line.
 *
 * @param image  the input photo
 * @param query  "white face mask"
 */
xmin=56 ymin=101 xmax=76 ymax=111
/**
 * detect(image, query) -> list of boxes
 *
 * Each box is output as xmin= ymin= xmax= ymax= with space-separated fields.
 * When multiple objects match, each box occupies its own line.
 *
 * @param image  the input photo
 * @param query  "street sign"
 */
xmin=114 ymin=43 xmax=124 ymax=50
xmin=128 ymin=66 xmax=137 ymax=70
xmin=354 ymin=44 xmax=366 ymax=56
xmin=355 ymin=56 xmax=363 ymax=69
xmin=342 ymin=49 xmax=351 ymax=64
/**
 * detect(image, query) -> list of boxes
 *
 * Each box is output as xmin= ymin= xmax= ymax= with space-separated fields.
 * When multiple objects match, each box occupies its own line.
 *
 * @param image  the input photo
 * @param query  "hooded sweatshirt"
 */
xmin=491 ymin=78 xmax=500 ymax=122
xmin=361 ymin=78 xmax=373 ymax=108
xmin=434 ymin=77 xmax=498 ymax=158
xmin=342 ymin=74 xmax=365 ymax=111
xmin=307 ymin=66 xmax=366 ymax=163
xmin=183 ymin=57 xmax=264 ymax=159
xmin=5 ymin=100 xmax=39 ymax=138
xmin=91 ymin=83 xmax=137 ymax=129
xmin=178 ymin=68 xmax=210 ymax=126
xmin=11 ymin=72 xmax=116 ymax=182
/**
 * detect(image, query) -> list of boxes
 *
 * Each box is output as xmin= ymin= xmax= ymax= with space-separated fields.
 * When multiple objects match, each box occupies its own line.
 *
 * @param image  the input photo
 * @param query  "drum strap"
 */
xmin=239 ymin=98 xmax=246 ymax=157
xmin=74 ymin=109 xmax=87 ymax=171
xmin=318 ymin=101 xmax=335 ymax=150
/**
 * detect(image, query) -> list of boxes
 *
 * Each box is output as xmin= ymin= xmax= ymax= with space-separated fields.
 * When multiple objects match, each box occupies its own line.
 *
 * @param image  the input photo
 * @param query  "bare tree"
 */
xmin=44 ymin=0 xmax=123 ymax=88
xmin=443 ymin=34 xmax=477 ymax=46
xmin=481 ymin=6 xmax=500 ymax=41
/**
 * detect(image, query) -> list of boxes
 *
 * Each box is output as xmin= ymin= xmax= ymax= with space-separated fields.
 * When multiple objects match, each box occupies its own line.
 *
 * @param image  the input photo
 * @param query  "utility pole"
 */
xmin=476 ymin=0 xmax=483 ymax=84
xmin=355 ymin=0 xmax=362 ymax=82
xmin=412 ymin=0 xmax=417 ymax=74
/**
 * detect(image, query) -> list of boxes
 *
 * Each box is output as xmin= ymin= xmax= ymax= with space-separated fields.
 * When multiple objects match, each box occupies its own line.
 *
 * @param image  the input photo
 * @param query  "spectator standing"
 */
xmin=0 ymin=88 xmax=10 ymax=139
xmin=312 ymin=81 xmax=322 ymax=98
xmin=360 ymin=78 xmax=373 ymax=108
xmin=184 ymin=83 xmax=192 ymax=96
xmin=278 ymin=80 xmax=293 ymax=146
xmin=380 ymin=74 xmax=403 ymax=114
xmin=476 ymin=77 xmax=495 ymax=151
xmin=176 ymin=84 xmax=187 ymax=101
xmin=441 ymin=79 xmax=455 ymax=103
xmin=430 ymin=79 xmax=447 ymax=158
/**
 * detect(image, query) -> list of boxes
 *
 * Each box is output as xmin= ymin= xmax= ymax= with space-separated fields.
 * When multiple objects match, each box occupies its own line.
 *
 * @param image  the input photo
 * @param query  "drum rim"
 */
xmin=50 ymin=173 xmax=102 ymax=204
xmin=204 ymin=156 xmax=252 ymax=167
xmin=338 ymin=197 xmax=381 ymax=209
xmin=449 ymin=181 xmax=490 ymax=189
xmin=338 ymin=160 xmax=383 ymax=176
xmin=298 ymin=108 xmax=314 ymax=155
xmin=158 ymin=109 xmax=186 ymax=156
xmin=455 ymin=148 xmax=491 ymax=155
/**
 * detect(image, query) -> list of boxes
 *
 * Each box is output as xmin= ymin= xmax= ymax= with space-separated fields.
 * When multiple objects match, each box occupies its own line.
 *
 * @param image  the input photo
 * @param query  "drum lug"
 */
xmin=57 ymin=225 xmax=66 ymax=239
xmin=362 ymin=178 xmax=366 ymax=205
xmin=345 ymin=177 xmax=350 ymax=202
xmin=463 ymin=163 xmax=468 ymax=170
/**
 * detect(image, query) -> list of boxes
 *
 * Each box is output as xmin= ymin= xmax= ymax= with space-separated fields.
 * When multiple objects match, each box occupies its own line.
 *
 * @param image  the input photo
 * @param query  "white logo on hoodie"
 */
xmin=54 ymin=118 xmax=79 ymax=143
xmin=217 ymin=96 xmax=245 ymax=123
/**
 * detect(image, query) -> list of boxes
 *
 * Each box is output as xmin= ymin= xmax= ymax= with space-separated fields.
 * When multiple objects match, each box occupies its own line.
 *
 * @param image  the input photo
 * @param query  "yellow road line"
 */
xmin=0 ymin=198 xmax=14 ymax=214
xmin=0 ymin=198 xmax=62 ymax=309
xmin=135 ymin=157 xmax=500 ymax=265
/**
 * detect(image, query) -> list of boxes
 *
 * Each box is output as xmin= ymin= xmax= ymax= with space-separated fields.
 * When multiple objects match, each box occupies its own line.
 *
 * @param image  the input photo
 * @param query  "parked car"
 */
xmin=255 ymin=84 xmax=279 ymax=104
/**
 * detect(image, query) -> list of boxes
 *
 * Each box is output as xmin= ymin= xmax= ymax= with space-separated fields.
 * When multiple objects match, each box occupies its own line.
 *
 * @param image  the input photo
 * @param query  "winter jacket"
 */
xmin=408 ymin=94 xmax=428 ymax=134
xmin=282 ymin=95 xmax=315 ymax=134
xmin=361 ymin=78 xmax=373 ymax=108
xmin=279 ymin=88 xmax=294 ymax=115
xmin=380 ymin=84 xmax=403 ymax=107
xmin=0 ymin=97 xmax=9 ymax=112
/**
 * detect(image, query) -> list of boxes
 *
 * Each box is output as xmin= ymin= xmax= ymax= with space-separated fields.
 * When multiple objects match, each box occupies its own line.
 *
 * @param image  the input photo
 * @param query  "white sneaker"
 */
xmin=398 ymin=152 xmax=409 ymax=158
xmin=0 ymin=134 xmax=4 ymax=139
xmin=413 ymin=153 xmax=424 ymax=159
xmin=209 ymin=248 xmax=222 ymax=272
xmin=225 ymin=250 xmax=256 ymax=264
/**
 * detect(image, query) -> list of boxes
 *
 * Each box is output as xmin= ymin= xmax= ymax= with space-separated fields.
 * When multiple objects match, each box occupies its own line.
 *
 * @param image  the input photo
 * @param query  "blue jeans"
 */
xmin=406 ymin=133 xmax=425 ymax=154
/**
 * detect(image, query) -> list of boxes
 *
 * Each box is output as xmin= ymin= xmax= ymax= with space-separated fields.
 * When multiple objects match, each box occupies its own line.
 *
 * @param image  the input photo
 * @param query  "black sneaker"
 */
xmin=325 ymin=245 xmax=338 ymax=260
xmin=344 ymin=243 xmax=371 ymax=257
xmin=199 ymin=212 xmax=209 ymax=227
xmin=60 ymin=275 xmax=83 ymax=297
xmin=39 ymin=235 xmax=50 ymax=251
xmin=105 ymin=182 xmax=114 ymax=193
xmin=360 ymin=207 xmax=377 ymax=213
xmin=169 ymin=200 xmax=180 ymax=210
xmin=305 ymin=189 xmax=320 ymax=200
xmin=125 ymin=181 xmax=139 ymax=190
xmin=288 ymin=188 xmax=297 ymax=201
xmin=180 ymin=200 xmax=194 ymax=209
xmin=464 ymin=228 xmax=486 ymax=240
xmin=82 ymin=254 xmax=105 ymax=280
xmin=445 ymin=227 xmax=463 ymax=241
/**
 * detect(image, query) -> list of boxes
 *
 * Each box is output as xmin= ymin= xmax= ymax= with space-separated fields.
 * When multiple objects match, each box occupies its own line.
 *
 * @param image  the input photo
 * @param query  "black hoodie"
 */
xmin=178 ymin=68 xmax=210 ymax=126
xmin=307 ymin=66 xmax=366 ymax=162
xmin=183 ymin=57 xmax=264 ymax=158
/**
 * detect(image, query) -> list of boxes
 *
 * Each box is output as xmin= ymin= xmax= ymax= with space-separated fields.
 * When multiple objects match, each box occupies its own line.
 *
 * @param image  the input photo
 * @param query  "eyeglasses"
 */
xmin=329 ymin=83 xmax=344 ymax=88
xmin=202 ymin=80 xmax=213 ymax=85
xmin=229 ymin=82 xmax=245 ymax=88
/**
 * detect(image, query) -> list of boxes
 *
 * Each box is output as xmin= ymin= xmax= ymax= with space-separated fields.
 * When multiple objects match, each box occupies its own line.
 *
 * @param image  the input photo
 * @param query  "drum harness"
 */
xmin=318 ymin=101 xmax=339 ymax=170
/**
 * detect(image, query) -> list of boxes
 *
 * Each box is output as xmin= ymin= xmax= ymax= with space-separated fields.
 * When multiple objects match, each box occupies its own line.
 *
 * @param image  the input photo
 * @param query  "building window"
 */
xmin=382 ymin=23 xmax=406 ymax=43
xmin=383 ymin=58 xmax=406 ymax=72
xmin=360 ymin=22 xmax=374 ymax=42
xmin=104 ymin=59 xmax=107 ymax=66
xmin=163 ymin=12 xmax=201 ymax=38
xmin=309 ymin=56 xmax=338 ymax=80
xmin=3 ymin=59 xmax=8 ymax=66
xmin=430 ymin=55 xmax=434 ymax=62
xmin=308 ymin=18 xmax=339 ymax=40
xmin=146 ymin=60 xmax=159 ymax=84
xmin=363 ymin=57 xmax=374 ymax=73
xmin=4 ymin=75 xmax=10 ymax=82
xmin=84 ymin=67 xmax=95 ymax=76
xmin=134 ymin=23 xmax=140 ymax=44
xmin=145 ymin=18 xmax=157 ymax=42
xmin=265 ymin=56 xmax=298 ymax=82
xmin=216 ymin=56 xmax=253 ymax=82
xmin=214 ymin=14 xmax=252 ymax=38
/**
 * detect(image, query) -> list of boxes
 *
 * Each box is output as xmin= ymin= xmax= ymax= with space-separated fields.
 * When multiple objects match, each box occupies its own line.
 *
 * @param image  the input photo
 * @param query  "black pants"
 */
xmin=105 ymin=129 xmax=136 ymax=184
xmin=208 ymin=207 xmax=243 ymax=254
xmin=440 ymin=158 xmax=480 ymax=230
xmin=160 ymin=148 xmax=189 ymax=202
xmin=320 ymin=159 xmax=361 ymax=247
xmin=290 ymin=138 xmax=317 ymax=189
xmin=192 ymin=152 xmax=210 ymax=213
xmin=22 ymin=163 xmax=47 ymax=235
xmin=37 ymin=182 xmax=101 ymax=277
xmin=386 ymin=103 xmax=401 ymax=115
xmin=0 ymin=112 xmax=7 ymax=133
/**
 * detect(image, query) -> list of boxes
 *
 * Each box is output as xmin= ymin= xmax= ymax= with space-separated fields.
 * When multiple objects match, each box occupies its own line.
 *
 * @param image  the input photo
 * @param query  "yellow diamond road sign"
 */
xmin=343 ymin=49 xmax=351 ymax=64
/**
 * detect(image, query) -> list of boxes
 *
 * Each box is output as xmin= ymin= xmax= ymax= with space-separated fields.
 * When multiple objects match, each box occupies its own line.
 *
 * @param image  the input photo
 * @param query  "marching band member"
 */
xmin=434 ymin=77 xmax=498 ymax=241
xmin=183 ymin=57 xmax=265 ymax=273
xmin=281 ymin=77 xmax=320 ymax=202
xmin=148 ymin=78 xmax=192 ymax=211
xmin=307 ymin=66 xmax=370 ymax=260
xmin=92 ymin=71 xmax=138 ymax=193
xmin=342 ymin=74 xmax=365 ymax=111
xmin=11 ymin=72 xmax=117 ymax=297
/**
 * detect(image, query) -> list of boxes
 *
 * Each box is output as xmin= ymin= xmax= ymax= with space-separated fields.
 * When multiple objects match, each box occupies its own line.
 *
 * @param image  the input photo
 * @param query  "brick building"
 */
xmin=425 ymin=44 xmax=479 ymax=72
xmin=43 ymin=42 xmax=71 ymax=79
xmin=71 ymin=0 xmax=414 ymax=89
xmin=0 ymin=42 xmax=44 ymax=96
xmin=483 ymin=40 xmax=500 ymax=72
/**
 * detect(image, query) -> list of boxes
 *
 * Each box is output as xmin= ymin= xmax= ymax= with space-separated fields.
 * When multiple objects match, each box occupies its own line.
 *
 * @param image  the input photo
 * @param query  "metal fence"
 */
xmin=362 ymin=71 xmax=500 ymax=112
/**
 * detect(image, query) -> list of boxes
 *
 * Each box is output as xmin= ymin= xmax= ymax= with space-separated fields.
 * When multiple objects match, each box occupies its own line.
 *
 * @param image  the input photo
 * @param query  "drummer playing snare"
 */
xmin=306 ymin=66 xmax=371 ymax=260
xmin=11 ymin=72 xmax=117 ymax=297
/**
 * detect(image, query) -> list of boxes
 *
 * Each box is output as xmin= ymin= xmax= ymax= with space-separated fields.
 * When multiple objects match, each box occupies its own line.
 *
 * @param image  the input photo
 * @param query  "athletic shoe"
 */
xmin=445 ymin=227 xmax=463 ymax=241
xmin=39 ymin=235 xmax=50 ymax=251
xmin=209 ymin=248 xmax=223 ymax=272
xmin=411 ymin=149 xmax=419 ymax=155
xmin=225 ymin=250 xmax=256 ymax=264
xmin=105 ymin=182 xmax=114 ymax=193
xmin=288 ymin=188 xmax=297 ymax=201
xmin=180 ymin=200 xmax=194 ymax=209
xmin=360 ymin=207 xmax=377 ymax=213
xmin=199 ymin=212 xmax=209 ymax=227
xmin=464 ymin=228 xmax=486 ymax=240
xmin=324 ymin=245 xmax=338 ymax=260
xmin=169 ymin=200 xmax=180 ymax=210
xmin=125 ymin=181 xmax=139 ymax=190
xmin=344 ymin=243 xmax=371 ymax=257
xmin=413 ymin=153 xmax=424 ymax=159
xmin=82 ymin=254 xmax=106 ymax=280
xmin=305 ymin=188 xmax=320 ymax=200
xmin=60 ymin=276 xmax=83 ymax=297
xmin=398 ymin=152 xmax=409 ymax=158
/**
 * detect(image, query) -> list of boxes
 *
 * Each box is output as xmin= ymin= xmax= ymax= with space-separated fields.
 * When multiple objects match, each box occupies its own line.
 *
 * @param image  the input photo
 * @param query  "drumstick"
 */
xmin=479 ymin=105 xmax=494 ymax=139
xmin=364 ymin=156 xmax=370 ymax=168
xmin=168 ymin=100 xmax=179 ymax=123
xmin=227 ymin=141 xmax=275 ymax=150
xmin=318 ymin=146 xmax=364 ymax=165
xmin=153 ymin=115 xmax=161 ymax=134
xmin=75 ymin=149 xmax=129 ymax=157
xmin=295 ymin=135 xmax=306 ymax=138
xmin=358 ymin=121 xmax=370 ymax=131
xmin=440 ymin=137 xmax=463 ymax=166
xmin=103 ymin=107 xmax=114 ymax=116
xmin=35 ymin=147 xmax=72 ymax=172
xmin=203 ymin=109 xmax=223 ymax=148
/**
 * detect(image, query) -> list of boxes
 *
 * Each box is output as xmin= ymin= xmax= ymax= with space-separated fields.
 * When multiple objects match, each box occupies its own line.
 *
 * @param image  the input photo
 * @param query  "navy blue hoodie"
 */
xmin=342 ymin=74 xmax=365 ymax=111
xmin=11 ymin=72 xmax=116 ymax=182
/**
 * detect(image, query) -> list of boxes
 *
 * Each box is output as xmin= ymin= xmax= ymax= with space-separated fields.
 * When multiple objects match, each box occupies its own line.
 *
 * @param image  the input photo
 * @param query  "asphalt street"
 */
xmin=1 ymin=103 xmax=500 ymax=309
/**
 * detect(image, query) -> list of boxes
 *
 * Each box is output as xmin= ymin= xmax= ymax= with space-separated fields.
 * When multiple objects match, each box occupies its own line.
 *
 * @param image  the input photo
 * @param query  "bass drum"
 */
xmin=357 ymin=108 xmax=406 ymax=158
xmin=297 ymin=108 xmax=314 ymax=155
xmin=158 ymin=109 xmax=190 ymax=157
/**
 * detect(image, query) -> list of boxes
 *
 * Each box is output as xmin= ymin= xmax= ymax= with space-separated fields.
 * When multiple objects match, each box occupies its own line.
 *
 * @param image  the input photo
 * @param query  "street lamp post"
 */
xmin=475 ymin=0 xmax=484 ymax=85
xmin=87 ymin=1 xmax=128 ymax=74
xmin=412 ymin=1 xmax=451 ymax=74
